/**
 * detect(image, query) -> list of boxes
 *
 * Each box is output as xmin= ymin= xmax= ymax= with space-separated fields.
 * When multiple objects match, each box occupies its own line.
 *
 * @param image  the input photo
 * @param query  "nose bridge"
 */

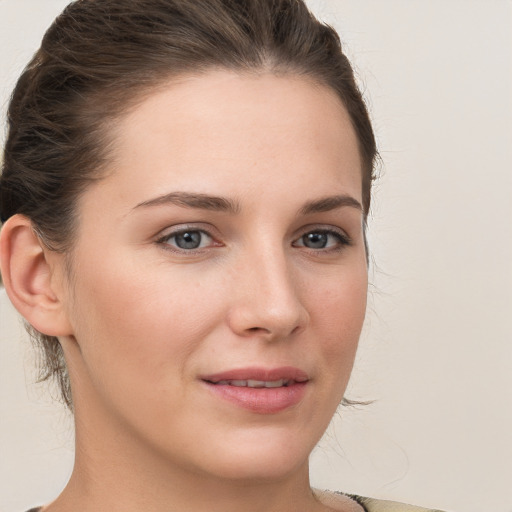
xmin=253 ymin=243 xmax=297 ymax=308
xmin=228 ymin=239 xmax=309 ymax=339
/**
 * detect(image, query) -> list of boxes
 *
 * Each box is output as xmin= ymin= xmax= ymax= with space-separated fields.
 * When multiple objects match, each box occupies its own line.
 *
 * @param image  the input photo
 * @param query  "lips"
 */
xmin=201 ymin=366 xmax=309 ymax=414
xmin=202 ymin=366 xmax=309 ymax=384
xmin=214 ymin=379 xmax=292 ymax=388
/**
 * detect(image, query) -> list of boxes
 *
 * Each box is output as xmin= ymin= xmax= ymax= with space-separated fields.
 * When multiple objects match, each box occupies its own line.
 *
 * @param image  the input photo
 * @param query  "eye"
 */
xmin=158 ymin=228 xmax=215 ymax=251
xmin=293 ymin=229 xmax=351 ymax=250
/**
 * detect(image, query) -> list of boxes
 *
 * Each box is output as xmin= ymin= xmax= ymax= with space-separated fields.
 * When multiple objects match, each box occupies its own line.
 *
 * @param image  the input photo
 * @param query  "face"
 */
xmin=58 ymin=71 xmax=368 ymax=482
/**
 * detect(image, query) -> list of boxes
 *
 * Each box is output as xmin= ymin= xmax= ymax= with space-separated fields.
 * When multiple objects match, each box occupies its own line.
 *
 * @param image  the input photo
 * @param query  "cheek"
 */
xmin=310 ymin=260 xmax=367 ymax=326
xmin=65 ymin=272 xmax=230 ymax=436
xmin=67 ymin=254 xmax=225 ymax=393
xmin=307 ymin=263 xmax=367 ymax=373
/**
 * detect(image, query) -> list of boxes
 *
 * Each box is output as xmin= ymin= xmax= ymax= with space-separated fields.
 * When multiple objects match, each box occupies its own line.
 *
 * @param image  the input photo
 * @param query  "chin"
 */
xmin=189 ymin=426 xmax=317 ymax=482
xmin=207 ymin=454 xmax=308 ymax=483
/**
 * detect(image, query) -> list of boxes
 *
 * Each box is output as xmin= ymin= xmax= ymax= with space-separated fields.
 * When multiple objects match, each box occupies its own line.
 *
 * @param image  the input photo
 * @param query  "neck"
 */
xmin=45 ymin=400 xmax=325 ymax=512
xmin=52 ymin=444 xmax=321 ymax=512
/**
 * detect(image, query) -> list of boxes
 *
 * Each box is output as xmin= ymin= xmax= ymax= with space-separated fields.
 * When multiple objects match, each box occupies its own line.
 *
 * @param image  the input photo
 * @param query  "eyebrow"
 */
xmin=299 ymin=194 xmax=363 ymax=215
xmin=133 ymin=191 xmax=241 ymax=214
xmin=133 ymin=191 xmax=362 ymax=216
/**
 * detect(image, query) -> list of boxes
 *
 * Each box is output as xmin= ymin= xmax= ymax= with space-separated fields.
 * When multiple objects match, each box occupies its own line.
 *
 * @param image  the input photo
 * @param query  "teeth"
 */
xmin=214 ymin=379 xmax=290 ymax=388
xmin=247 ymin=379 xmax=265 ymax=388
xmin=263 ymin=379 xmax=285 ymax=388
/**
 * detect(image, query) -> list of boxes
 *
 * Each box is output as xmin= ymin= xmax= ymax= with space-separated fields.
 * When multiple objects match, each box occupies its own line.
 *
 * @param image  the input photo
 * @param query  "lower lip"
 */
xmin=203 ymin=381 xmax=308 ymax=414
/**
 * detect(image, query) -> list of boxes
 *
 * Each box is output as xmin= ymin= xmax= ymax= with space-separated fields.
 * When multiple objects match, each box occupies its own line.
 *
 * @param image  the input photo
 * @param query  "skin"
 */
xmin=1 ymin=71 xmax=367 ymax=512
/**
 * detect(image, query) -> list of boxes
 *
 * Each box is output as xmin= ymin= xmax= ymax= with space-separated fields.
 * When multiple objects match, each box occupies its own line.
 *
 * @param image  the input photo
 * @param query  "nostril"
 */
xmin=245 ymin=326 xmax=274 ymax=335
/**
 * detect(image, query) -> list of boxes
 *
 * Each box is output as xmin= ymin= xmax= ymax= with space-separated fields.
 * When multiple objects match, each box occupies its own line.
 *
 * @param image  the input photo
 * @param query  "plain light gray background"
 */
xmin=1 ymin=1 xmax=511 ymax=511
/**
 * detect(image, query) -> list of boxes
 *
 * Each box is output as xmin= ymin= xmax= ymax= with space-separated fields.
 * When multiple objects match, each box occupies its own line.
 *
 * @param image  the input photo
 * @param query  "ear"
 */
xmin=0 ymin=214 xmax=73 ymax=336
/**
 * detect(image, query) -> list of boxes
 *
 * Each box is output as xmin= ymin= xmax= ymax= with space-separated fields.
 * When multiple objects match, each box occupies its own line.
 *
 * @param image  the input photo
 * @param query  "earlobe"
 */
xmin=0 ymin=214 xmax=73 ymax=336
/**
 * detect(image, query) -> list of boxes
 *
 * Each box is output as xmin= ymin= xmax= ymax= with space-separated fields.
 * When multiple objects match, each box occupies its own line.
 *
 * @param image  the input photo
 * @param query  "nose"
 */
xmin=226 ymin=246 xmax=309 ymax=341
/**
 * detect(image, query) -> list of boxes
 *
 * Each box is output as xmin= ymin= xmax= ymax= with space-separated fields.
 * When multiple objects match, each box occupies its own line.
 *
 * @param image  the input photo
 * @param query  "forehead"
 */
xmin=85 ymin=71 xmax=362 ymax=212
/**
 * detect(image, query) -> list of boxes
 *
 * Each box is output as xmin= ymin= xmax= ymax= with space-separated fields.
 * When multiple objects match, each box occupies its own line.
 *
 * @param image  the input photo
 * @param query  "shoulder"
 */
xmin=346 ymin=494 xmax=448 ymax=512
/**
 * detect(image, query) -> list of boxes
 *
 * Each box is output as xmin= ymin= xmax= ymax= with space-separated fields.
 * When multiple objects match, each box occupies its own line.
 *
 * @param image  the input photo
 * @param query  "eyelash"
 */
xmin=155 ymin=226 xmax=352 ymax=254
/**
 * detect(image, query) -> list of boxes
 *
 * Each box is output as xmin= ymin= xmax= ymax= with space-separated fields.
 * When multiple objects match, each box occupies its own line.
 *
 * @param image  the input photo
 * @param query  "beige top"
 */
xmin=346 ymin=494 xmax=447 ymax=512
xmin=315 ymin=491 xmax=448 ymax=512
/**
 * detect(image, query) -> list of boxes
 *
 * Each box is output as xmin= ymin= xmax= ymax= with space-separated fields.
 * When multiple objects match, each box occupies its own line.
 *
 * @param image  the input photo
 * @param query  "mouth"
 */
xmin=201 ymin=367 xmax=309 ymax=414
xmin=207 ymin=379 xmax=297 ymax=388
xmin=202 ymin=366 xmax=309 ymax=385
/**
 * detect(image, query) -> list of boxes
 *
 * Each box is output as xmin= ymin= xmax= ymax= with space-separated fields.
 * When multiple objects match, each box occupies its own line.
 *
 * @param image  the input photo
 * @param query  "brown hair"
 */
xmin=0 ymin=0 xmax=377 ymax=407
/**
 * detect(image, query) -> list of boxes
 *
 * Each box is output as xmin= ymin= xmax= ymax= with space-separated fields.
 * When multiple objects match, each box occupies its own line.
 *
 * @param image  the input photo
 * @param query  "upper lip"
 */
xmin=201 ymin=366 xmax=309 ymax=384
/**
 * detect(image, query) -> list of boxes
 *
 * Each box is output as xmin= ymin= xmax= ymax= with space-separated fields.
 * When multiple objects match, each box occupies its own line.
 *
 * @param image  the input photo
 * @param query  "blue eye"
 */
xmin=294 ymin=229 xmax=350 ymax=250
xmin=160 ymin=229 xmax=213 ymax=250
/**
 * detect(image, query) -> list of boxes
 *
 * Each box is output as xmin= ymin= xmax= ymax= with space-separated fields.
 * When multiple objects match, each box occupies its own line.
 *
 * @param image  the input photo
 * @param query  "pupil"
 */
xmin=304 ymin=232 xmax=327 ymax=248
xmin=176 ymin=231 xmax=201 ymax=249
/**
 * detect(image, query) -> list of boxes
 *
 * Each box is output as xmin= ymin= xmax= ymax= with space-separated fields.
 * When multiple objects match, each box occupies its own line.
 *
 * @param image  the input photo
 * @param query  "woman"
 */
xmin=0 ymin=1 xmax=447 ymax=511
